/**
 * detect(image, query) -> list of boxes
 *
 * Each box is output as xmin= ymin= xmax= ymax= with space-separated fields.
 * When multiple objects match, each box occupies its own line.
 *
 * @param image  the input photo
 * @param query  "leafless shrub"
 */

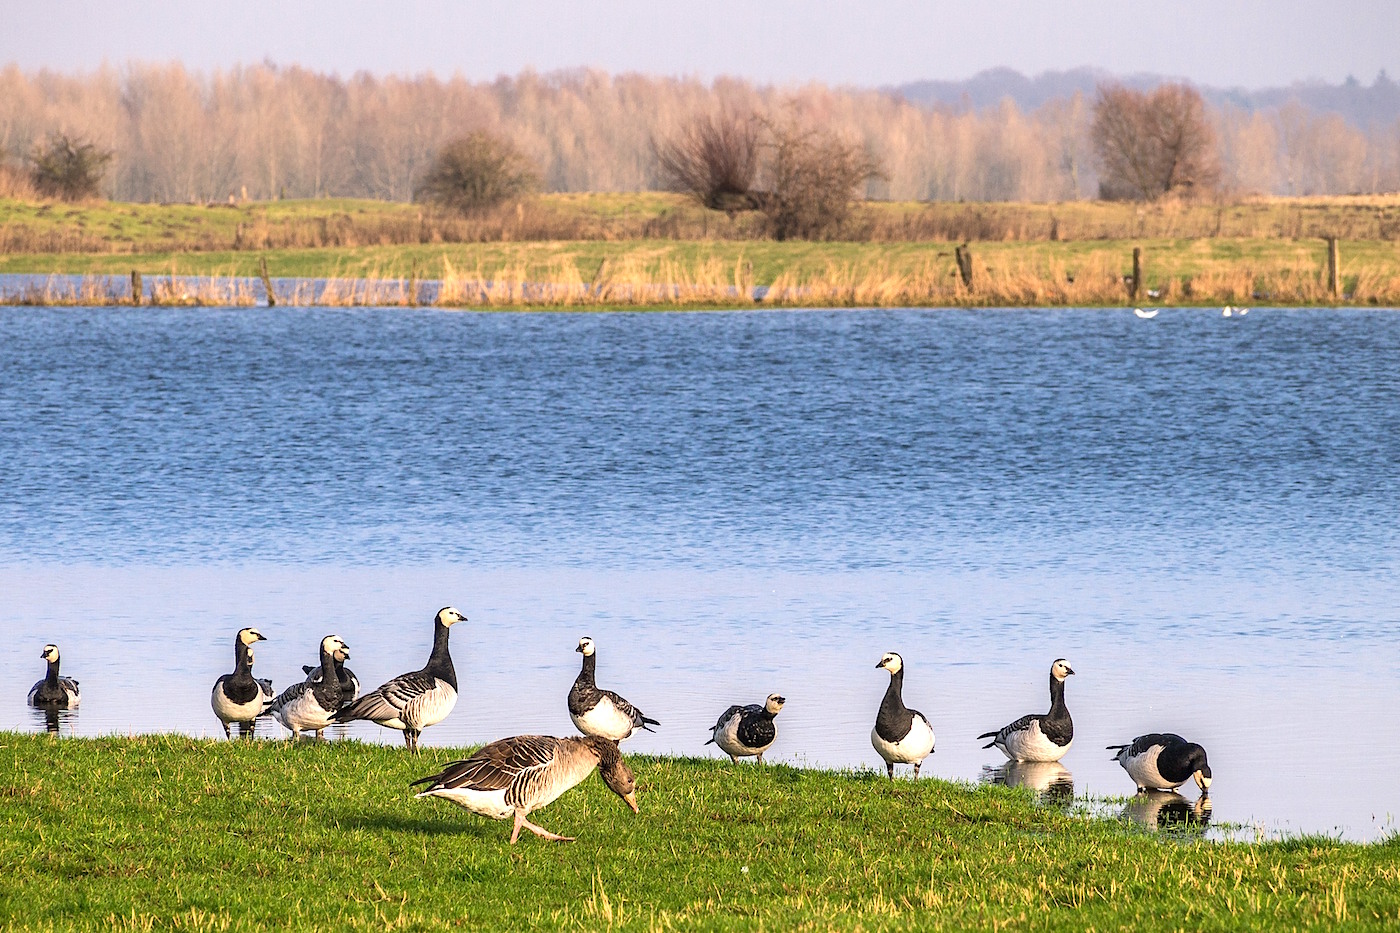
xmin=1091 ymin=83 xmax=1220 ymax=201
xmin=414 ymin=132 xmax=539 ymax=215
xmin=654 ymin=111 xmax=761 ymax=212
xmin=28 ymin=134 xmax=113 ymax=201
xmin=758 ymin=122 xmax=883 ymax=240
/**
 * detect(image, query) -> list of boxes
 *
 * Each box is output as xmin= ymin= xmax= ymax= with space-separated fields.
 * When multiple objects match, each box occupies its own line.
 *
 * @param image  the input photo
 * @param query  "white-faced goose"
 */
xmin=302 ymin=656 xmax=360 ymax=706
xmin=871 ymin=652 xmax=936 ymax=779
xmin=411 ymin=734 xmax=638 ymax=843
xmin=1108 ymin=733 xmax=1212 ymax=794
xmin=706 ymin=694 xmax=785 ymax=763
xmin=210 ymin=627 xmax=274 ymax=738
xmin=268 ymin=635 xmax=350 ymax=739
xmin=333 ymin=606 xmax=465 ymax=752
xmin=28 ymin=644 xmax=80 ymax=708
xmin=978 ymin=659 xmax=1075 ymax=762
xmin=568 ymin=636 xmax=658 ymax=742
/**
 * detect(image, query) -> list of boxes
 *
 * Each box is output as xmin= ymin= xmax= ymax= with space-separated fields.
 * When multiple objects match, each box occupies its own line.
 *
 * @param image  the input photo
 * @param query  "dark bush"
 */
xmin=415 ymin=132 xmax=539 ymax=215
xmin=29 ymin=134 xmax=113 ymax=201
xmin=654 ymin=111 xmax=761 ymax=212
xmin=759 ymin=123 xmax=882 ymax=241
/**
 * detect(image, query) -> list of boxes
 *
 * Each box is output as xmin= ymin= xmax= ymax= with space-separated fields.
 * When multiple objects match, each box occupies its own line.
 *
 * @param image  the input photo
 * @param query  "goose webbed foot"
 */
xmin=511 ymin=810 xmax=575 ymax=844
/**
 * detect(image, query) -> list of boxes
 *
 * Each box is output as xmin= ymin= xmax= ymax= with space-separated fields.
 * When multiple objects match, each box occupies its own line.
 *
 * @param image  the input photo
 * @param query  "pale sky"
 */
xmin=2 ymin=0 xmax=1397 ymax=90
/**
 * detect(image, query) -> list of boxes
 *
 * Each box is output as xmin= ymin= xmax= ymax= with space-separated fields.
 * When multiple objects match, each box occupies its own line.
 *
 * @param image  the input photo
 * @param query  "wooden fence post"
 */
xmin=954 ymin=244 xmax=973 ymax=288
xmin=1327 ymin=237 xmax=1340 ymax=297
xmin=130 ymin=270 xmax=142 ymax=306
xmin=1130 ymin=247 xmax=1142 ymax=301
xmin=260 ymin=256 xmax=276 ymax=307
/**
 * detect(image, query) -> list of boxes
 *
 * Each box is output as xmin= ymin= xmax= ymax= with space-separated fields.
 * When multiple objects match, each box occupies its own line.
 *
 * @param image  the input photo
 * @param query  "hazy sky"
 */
xmin=3 ymin=0 xmax=1397 ymax=90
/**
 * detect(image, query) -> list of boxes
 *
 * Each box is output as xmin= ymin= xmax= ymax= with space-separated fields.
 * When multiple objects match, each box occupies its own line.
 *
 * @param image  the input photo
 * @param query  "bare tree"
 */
xmin=1092 ymin=83 xmax=1219 ymax=200
xmin=414 ymin=131 xmax=539 ymax=214
xmin=654 ymin=110 xmax=760 ymax=211
xmin=759 ymin=122 xmax=882 ymax=240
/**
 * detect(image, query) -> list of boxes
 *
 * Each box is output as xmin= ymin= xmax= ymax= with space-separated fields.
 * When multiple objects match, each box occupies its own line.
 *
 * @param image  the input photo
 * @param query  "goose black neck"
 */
xmin=233 ymin=640 xmax=253 ymax=676
xmin=880 ymin=668 xmax=907 ymax=715
xmin=45 ymin=657 xmax=61 ymax=687
xmin=425 ymin=620 xmax=457 ymax=689
xmin=1048 ymin=674 xmax=1069 ymax=718
xmin=578 ymin=652 xmax=596 ymax=682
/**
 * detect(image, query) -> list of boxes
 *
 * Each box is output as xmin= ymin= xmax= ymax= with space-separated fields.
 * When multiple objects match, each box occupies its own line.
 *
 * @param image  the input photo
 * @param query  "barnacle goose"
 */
xmin=410 ymin=734 xmax=638 ymax=843
xmin=871 ymin=652 xmax=936 ymax=779
xmin=302 ymin=655 xmax=360 ymax=706
xmin=567 ymin=636 xmax=659 ymax=742
xmin=706 ymin=694 xmax=785 ymax=763
xmin=333 ymin=606 xmax=465 ymax=752
xmin=28 ymin=644 xmax=80 ymax=708
xmin=978 ymin=659 xmax=1074 ymax=762
xmin=1108 ymin=733 xmax=1212 ymax=794
xmin=268 ymin=635 xmax=350 ymax=739
xmin=210 ymin=627 xmax=275 ymax=738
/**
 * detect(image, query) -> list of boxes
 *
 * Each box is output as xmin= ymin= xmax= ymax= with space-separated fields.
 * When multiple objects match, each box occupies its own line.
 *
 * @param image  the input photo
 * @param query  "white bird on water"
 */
xmin=1133 ymin=308 xmax=1158 ymax=319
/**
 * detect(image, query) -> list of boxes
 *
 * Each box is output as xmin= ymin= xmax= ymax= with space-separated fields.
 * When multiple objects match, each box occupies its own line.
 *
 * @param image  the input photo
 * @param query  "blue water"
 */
xmin=2 ymin=305 xmax=1398 ymax=839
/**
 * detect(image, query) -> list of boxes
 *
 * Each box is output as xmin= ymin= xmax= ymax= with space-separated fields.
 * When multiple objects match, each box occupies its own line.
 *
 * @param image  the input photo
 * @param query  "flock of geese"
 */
xmin=27 ymin=607 xmax=1214 ymax=843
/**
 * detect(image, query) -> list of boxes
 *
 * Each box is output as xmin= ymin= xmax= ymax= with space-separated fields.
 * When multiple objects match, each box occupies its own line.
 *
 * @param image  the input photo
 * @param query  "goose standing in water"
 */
xmin=268 ymin=635 xmax=350 ymax=740
xmin=302 ymin=655 xmax=360 ymax=706
xmin=411 ymin=734 xmax=638 ymax=843
xmin=1108 ymin=733 xmax=1212 ymax=794
xmin=334 ymin=606 xmax=465 ymax=752
xmin=28 ymin=644 xmax=80 ymax=708
xmin=871 ymin=652 xmax=936 ymax=779
xmin=210 ymin=627 xmax=275 ymax=738
xmin=978 ymin=659 xmax=1075 ymax=762
xmin=706 ymin=694 xmax=785 ymax=763
xmin=567 ymin=637 xmax=658 ymax=742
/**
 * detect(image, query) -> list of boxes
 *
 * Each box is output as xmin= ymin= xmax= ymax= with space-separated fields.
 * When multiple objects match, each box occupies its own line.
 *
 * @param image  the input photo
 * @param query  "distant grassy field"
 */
xmin=3 ymin=193 xmax=1399 ymax=307
xmin=1 ymin=734 xmax=1398 ymax=930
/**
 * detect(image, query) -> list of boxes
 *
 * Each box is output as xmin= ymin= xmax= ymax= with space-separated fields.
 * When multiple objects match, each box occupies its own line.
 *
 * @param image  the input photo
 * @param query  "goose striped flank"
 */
xmin=568 ymin=636 xmax=658 ymax=742
xmin=978 ymin=659 xmax=1075 ymax=762
xmin=268 ymin=635 xmax=350 ymax=740
xmin=28 ymin=644 xmax=80 ymax=709
xmin=210 ymin=627 xmax=275 ymax=739
xmin=871 ymin=652 xmax=936 ymax=779
xmin=333 ymin=606 xmax=465 ymax=752
xmin=1108 ymin=733 xmax=1212 ymax=793
xmin=302 ymin=655 xmax=360 ymax=706
xmin=410 ymin=734 xmax=638 ymax=843
xmin=706 ymin=694 xmax=784 ymax=763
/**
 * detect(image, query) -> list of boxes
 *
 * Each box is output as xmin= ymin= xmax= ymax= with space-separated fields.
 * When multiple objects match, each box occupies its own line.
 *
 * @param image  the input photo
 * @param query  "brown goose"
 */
xmin=410 ymin=734 xmax=638 ymax=843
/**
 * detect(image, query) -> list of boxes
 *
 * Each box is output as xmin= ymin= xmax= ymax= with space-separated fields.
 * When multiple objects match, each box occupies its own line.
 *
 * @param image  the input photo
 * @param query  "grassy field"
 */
xmin=3 ymin=193 xmax=1399 ymax=307
xmin=1 ymin=734 xmax=1397 ymax=930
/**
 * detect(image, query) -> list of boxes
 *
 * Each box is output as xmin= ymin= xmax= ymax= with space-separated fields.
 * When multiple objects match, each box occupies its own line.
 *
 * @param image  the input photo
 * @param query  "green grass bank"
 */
xmin=1 ymin=734 xmax=1397 ymax=930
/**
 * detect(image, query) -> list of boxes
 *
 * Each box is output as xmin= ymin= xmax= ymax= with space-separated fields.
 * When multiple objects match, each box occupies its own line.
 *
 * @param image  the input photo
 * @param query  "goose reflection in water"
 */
xmin=1122 ymin=790 xmax=1212 ymax=832
xmin=981 ymin=760 xmax=1074 ymax=807
xmin=30 ymin=704 xmax=76 ymax=736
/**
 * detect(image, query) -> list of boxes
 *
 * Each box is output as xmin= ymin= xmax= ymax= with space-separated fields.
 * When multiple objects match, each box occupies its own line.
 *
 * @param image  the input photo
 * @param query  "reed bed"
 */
xmin=5 ymin=251 xmax=1400 ymax=309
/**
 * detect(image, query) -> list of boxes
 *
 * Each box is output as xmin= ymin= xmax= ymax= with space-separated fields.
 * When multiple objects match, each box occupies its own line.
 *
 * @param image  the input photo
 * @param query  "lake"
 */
xmin=1 ymin=305 xmax=1397 ymax=840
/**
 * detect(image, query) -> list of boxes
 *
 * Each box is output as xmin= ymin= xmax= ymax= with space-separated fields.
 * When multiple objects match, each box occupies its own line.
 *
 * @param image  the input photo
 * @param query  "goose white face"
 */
xmin=765 ymin=694 xmax=786 ymax=714
xmin=238 ymin=628 xmax=267 ymax=646
xmin=321 ymin=635 xmax=350 ymax=661
xmin=576 ymin=636 xmax=596 ymax=656
xmin=1051 ymin=659 xmax=1075 ymax=680
xmin=1194 ymin=769 xmax=1212 ymax=792
xmin=437 ymin=606 xmax=467 ymax=626
xmin=41 ymin=644 xmax=60 ymax=662
xmin=877 ymin=652 xmax=903 ymax=674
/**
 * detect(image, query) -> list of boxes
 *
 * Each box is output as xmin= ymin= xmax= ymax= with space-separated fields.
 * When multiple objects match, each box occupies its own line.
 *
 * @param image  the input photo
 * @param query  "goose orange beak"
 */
xmin=623 ymin=791 xmax=639 ymax=813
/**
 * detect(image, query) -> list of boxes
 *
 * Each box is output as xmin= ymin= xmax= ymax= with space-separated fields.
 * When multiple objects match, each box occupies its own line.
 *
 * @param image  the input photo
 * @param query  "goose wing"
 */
xmin=411 ymin=736 xmax=560 ymax=792
xmin=602 ymin=688 xmax=659 ymax=729
xmin=334 ymin=670 xmax=440 ymax=724
xmin=979 ymin=713 xmax=1039 ymax=748
xmin=269 ymin=679 xmax=311 ymax=712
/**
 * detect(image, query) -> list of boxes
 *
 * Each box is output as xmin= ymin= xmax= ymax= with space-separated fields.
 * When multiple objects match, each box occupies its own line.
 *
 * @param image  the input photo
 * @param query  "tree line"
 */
xmin=1 ymin=63 xmax=1397 ymax=205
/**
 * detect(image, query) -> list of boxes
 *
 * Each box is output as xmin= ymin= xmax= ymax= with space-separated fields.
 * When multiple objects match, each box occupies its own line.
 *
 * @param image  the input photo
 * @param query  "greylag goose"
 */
xmin=410 ymin=734 xmax=638 ymax=843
